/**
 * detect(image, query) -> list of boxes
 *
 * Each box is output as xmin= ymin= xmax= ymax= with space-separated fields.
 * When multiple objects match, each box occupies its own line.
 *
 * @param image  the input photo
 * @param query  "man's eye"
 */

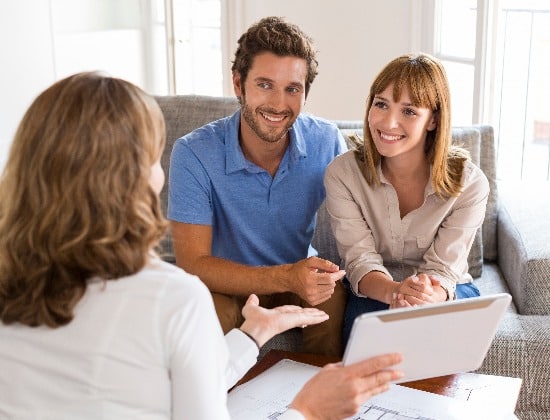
xmin=258 ymin=82 xmax=270 ymax=89
xmin=287 ymin=87 xmax=300 ymax=94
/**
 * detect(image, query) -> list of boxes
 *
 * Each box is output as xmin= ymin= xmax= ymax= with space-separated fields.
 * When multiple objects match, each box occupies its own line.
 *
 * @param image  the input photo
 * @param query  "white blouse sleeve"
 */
xmin=161 ymin=273 xmax=302 ymax=419
xmin=224 ymin=329 xmax=259 ymax=388
xmin=163 ymin=277 xmax=232 ymax=420
xmin=277 ymin=408 xmax=306 ymax=420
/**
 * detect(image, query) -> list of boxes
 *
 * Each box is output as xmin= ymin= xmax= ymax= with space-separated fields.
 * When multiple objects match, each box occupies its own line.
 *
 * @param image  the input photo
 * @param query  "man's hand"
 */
xmin=285 ymin=256 xmax=345 ymax=306
xmin=239 ymin=294 xmax=329 ymax=347
xmin=290 ymin=353 xmax=403 ymax=420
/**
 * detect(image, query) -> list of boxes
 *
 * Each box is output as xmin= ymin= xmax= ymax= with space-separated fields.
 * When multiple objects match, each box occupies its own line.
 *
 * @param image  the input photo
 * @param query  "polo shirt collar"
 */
xmin=225 ymin=111 xmax=307 ymax=174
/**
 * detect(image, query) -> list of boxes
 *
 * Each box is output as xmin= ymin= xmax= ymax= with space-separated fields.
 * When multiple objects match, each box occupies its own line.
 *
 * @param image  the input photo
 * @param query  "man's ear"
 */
xmin=233 ymin=72 xmax=243 ymax=97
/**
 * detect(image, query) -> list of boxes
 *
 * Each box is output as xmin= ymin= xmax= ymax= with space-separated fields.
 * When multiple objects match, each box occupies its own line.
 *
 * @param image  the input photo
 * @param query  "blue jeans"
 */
xmin=342 ymin=279 xmax=480 ymax=347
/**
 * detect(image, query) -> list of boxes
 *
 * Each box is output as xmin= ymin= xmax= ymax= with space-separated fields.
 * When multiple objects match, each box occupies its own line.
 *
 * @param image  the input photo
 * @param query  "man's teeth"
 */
xmin=261 ymin=112 xmax=284 ymax=122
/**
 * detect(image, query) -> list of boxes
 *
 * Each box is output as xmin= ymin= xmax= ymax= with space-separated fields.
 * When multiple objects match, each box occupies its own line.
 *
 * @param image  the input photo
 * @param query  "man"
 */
xmin=168 ymin=16 xmax=347 ymax=356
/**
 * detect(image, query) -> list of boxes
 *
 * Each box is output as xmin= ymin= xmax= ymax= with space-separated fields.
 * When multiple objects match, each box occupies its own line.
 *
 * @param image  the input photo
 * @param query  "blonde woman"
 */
xmin=324 ymin=53 xmax=489 ymax=345
xmin=0 ymin=72 xmax=402 ymax=419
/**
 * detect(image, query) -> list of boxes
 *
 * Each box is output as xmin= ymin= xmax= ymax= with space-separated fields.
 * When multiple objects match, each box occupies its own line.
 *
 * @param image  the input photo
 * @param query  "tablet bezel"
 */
xmin=342 ymin=293 xmax=511 ymax=383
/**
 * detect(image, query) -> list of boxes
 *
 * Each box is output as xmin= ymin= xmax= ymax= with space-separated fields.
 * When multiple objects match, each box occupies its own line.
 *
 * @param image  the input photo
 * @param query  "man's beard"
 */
xmin=240 ymin=97 xmax=295 ymax=143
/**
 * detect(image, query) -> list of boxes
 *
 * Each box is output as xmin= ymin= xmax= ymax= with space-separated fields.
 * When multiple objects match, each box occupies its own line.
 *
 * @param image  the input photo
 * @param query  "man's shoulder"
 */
xmin=170 ymin=113 xmax=238 ymax=166
xmin=178 ymin=115 xmax=233 ymax=146
xmin=293 ymin=113 xmax=343 ymax=153
xmin=295 ymin=113 xmax=340 ymax=133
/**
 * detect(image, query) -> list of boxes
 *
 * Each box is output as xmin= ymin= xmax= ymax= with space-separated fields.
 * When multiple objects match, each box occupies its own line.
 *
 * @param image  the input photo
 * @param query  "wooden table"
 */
xmin=237 ymin=349 xmax=522 ymax=413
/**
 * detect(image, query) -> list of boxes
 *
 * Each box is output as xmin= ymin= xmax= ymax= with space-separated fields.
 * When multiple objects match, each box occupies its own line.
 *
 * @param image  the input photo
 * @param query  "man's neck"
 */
xmin=240 ymin=130 xmax=290 ymax=177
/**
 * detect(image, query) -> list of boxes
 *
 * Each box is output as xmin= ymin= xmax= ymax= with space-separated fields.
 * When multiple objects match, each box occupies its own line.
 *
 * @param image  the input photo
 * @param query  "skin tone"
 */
xmin=358 ymin=83 xmax=447 ymax=308
xmin=149 ymin=159 xmax=165 ymax=194
xmin=239 ymin=294 xmax=329 ymax=346
xmin=171 ymin=51 xmax=344 ymax=306
xmin=290 ymin=353 xmax=403 ymax=419
xmin=236 ymin=51 xmax=304 ymax=176
xmin=150 ymin=163 xmax=403 ymax=420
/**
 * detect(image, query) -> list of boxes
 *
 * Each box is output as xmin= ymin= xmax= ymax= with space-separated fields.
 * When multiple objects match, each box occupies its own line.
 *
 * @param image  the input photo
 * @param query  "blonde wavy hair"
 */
xmin=353 ymin=52 xmax=469 ymax=198
xmin=0 ymin=72 xmax=168 ymax=327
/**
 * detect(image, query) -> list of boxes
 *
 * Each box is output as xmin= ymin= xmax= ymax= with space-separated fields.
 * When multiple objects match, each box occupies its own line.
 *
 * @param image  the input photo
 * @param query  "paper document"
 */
xmin=228 ymin=359 xmax=518 ymax=420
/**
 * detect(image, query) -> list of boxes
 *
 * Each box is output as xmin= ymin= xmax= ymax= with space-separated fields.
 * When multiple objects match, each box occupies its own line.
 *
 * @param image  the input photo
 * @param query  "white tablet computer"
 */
xmin=342 ymin=293 xmax=511 ymax=383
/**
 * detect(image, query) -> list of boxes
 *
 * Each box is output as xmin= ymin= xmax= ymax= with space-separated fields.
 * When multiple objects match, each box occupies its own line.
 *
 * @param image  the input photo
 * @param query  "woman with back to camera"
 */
xmin=0 ymin=72 xmax=402 ymax=419
xmin=324 ymin=53 xmax=490 ymax=345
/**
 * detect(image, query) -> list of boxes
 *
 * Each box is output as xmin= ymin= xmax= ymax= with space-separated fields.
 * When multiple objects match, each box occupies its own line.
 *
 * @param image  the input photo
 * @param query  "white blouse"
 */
xmin=0 ymin=258 xmax=305 ymax=419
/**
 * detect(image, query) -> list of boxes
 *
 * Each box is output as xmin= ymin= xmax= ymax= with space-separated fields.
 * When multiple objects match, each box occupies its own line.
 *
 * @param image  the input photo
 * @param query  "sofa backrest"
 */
xmin=458 ymin=125 xmax=498 ymax=263
xmin=155 ymin=95 xmax=498 ymax=279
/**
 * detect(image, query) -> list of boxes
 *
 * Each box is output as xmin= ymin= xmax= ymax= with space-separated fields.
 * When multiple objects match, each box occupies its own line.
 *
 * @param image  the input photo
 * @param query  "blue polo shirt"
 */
xmin=167 ymin=111 xmax=345 ymax=266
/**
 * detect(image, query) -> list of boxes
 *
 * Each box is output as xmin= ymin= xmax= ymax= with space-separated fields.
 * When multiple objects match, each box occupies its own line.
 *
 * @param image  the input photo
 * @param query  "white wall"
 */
xmin=225 ymin=0 xmax=420 ymax=121
xmin=0 ymin=0 xmax=422 ymax=172
xmin=0 ymin=0 xmax=56 ymax=172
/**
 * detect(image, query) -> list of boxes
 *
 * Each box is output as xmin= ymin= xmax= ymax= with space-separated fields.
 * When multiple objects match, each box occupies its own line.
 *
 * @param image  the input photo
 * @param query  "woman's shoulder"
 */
xmin=327 ymin=149 xmax=358 ymax=171
xmin=461 ymin=160 xmax=490 ymax=194
xmin=463 ymin=159 xmax=488 ymax=180
xmin=135 ymin=258 xmax=211 ymax=299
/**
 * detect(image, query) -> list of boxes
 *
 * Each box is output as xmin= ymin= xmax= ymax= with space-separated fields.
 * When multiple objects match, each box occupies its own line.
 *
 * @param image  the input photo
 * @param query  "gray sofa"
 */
xmin=155 ymin=94 xmax=550 ymax=420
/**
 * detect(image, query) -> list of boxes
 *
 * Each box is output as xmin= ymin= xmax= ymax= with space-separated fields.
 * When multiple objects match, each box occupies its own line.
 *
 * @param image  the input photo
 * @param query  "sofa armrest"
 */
xmin=496 ymin=181 xmax=550 ymax=315
xmin=478 ymin=313 xmax=550 ymax=415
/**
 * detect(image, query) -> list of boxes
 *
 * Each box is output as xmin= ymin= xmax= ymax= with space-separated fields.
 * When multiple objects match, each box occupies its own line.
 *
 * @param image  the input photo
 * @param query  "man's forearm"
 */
xmin=180 ymin=255 xmax=293 ymax=296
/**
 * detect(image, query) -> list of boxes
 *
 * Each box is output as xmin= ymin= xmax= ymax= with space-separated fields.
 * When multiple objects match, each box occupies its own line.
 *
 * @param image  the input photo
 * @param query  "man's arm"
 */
xmin=171 ymin=221 xmax=345 ymax=305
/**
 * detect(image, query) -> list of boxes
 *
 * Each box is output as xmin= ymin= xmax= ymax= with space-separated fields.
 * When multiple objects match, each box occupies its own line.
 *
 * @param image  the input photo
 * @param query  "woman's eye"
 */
xmin=403 ymin=108 xmax=417 ymax=116
xmin=373 ymin=100 xmax=387 ymax=109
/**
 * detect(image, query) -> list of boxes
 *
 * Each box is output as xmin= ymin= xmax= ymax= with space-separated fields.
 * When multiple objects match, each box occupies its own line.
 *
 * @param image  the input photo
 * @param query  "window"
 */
xmin=49 ymin=0 xmax=224 ymax=96
xmin=434 ymin=0 xmax=550 ymax=181
xmin=492 ymin=1 xmax=550 ymax=180
xmin=434 ymin=0 xmax=478 ymax=127
xmin=170 ymin=0 xmax=223 ymax=96
xmin=50 ymin=0 xmax=168 ymax=94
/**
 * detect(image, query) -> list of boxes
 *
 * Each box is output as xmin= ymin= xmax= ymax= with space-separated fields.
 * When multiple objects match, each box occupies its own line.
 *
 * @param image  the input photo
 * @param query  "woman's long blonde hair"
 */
xmin=0 ymin=72 xmax=167 ymax=327
xmin=354 ymin=52 xmax=469 ymax=198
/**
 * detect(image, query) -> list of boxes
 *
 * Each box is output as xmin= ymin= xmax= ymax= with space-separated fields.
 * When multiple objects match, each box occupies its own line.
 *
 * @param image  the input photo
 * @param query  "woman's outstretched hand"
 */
xmin=239 ymin=294 xmax=329 ymax=347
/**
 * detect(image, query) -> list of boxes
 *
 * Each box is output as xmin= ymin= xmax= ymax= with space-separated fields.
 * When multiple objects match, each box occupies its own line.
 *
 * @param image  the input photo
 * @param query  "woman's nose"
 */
xmin=382 ymin=109 xmax=400 ymax=129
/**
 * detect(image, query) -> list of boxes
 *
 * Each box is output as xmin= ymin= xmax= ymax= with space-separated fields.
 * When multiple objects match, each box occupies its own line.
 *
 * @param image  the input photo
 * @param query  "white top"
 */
xmin=324 ymin=151 xmax=489 ymax=297
xmin=0 ymin=258 xmax=287 ymax=420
